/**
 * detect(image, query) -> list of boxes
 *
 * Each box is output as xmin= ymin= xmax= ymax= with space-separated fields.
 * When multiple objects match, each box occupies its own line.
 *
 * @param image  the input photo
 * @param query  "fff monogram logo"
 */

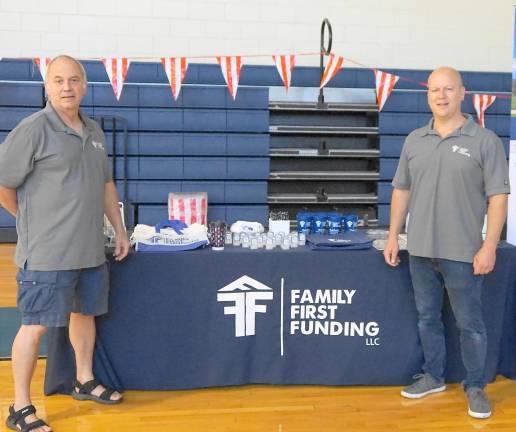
xmin=217 ymin=275 xmax=273 ymax=337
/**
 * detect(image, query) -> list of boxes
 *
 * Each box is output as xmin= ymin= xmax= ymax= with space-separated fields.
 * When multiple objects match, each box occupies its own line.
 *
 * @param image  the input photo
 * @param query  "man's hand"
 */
xmin=113 ymin=232 xmax=130 ymax=261
xmin=383 ymin=236 xmax=401 ymax=267
xmin=384 ymin=188 xmax=410 ymax=267
xmin=473 ymin=243 xmax=497 ymax=275
xmin=473 ymin=193 xmax=507 ymax=275
xmin=104 ymin=182 xmax=129 ymax=261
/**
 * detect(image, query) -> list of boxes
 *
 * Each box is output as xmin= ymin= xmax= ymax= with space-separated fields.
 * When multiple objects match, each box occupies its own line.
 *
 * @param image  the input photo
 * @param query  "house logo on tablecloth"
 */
xmin=217 ymin=275 xmax=273 ymax=337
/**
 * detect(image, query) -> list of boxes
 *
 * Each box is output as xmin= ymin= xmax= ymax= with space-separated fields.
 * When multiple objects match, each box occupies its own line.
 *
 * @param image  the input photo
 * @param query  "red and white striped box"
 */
xmin=168 ymin=192 xmax=208 ymax=226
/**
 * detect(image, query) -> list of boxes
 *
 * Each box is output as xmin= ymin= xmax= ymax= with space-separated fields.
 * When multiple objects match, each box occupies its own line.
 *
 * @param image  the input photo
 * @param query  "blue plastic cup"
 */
xmin=327 ymin=212 xmax=342 ymax=235
xmin=296 ymin=212 xmax=313 ymax=234
xmin=343 ymin=214 xmax=358 ymax=232
xmin=313 ymin=213 xmax=328 ymax=234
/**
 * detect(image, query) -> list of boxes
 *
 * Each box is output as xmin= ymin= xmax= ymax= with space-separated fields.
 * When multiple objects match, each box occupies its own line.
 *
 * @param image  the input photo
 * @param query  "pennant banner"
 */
xmin=161 ymin=57 xmax=188 ymax=100
xmin=35 ymin=56 xmax=52 ymax=81
xmin=273 ymin=55 xmax=295 ymax=91
xmin=0 ymin=53 xmax=503 ymax=112
xmin=374 ymin=69 xmax=400 ymax=111
xmin=472 ymin=94 xmax=496 ymax=128
xmin=103 ymin=58 xmax=130 ymax=100
xmin=320 ymin=54 xmax=344 ymax=89
xmin=217 ymin=56 xmax=242 ymax=99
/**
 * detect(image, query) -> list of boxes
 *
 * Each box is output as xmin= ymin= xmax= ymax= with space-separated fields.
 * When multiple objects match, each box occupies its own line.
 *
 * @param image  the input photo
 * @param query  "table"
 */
xmin=44 ymin=244 xmax=516 ymax=394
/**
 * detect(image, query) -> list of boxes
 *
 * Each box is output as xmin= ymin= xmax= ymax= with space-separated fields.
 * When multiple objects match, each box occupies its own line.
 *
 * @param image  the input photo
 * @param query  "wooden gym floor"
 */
xmin=1 ymin=243 xmax=516 ymax=431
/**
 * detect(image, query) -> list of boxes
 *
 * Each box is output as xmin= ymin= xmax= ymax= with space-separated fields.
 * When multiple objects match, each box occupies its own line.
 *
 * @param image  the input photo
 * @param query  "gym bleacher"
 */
xmin=0 ymin=59 xmax=510 ymax=241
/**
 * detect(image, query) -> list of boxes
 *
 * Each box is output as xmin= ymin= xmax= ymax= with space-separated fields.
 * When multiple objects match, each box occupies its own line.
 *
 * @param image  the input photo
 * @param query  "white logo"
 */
xmin=218 ymin=275 xmax=273 ymax=337
xmin=451 ymin=145 xmax=470 ymax=157
xmin=91 ymin=140 xmax=105 ymax=150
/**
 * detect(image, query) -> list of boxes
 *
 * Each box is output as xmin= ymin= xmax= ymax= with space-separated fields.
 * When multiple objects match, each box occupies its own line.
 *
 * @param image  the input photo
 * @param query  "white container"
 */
xmin=250 ymin=238 xmax=258 ymax=250
xmin=225 ymin=232 xmax=233 ymax=245
xmin=281 ymin=237 xmax=291 ymax=250
xmin=269 ymin=219 xmax=290 ymax=235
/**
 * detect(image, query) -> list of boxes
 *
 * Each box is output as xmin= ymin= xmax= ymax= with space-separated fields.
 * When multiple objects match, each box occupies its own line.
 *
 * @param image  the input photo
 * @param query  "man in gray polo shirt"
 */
xmin=383 ymin=67 xmax=509 ymax=419
xmin=0 ymin=55 xmax=129 ymax=432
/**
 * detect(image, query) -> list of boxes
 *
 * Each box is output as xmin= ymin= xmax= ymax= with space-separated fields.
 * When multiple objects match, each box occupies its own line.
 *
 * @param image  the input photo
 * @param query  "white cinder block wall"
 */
xmin=0 ymin=0 xmax=513 ymax=72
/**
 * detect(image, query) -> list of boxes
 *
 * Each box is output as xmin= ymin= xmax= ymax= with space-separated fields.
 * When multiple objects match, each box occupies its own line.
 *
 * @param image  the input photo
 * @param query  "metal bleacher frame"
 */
xmin=267 ymin=20 xmax=380 ymax=224
xmin=268 ymin=100 xmax=380 ymax=223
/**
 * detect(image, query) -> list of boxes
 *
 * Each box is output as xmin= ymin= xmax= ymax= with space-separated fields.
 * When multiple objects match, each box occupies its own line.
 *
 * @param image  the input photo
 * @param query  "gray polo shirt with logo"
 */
xmin=0 ymin=102 xmax=112 ymax=270
xmin=392 ymin=114 xmax=510 ymax=263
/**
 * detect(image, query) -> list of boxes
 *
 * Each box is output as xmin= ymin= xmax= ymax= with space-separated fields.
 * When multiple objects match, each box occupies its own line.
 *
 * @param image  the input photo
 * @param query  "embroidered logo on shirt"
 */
xmin=91 ymin=140 xmax=105 ymax=150
xmin=451 ymin=145 xmax=470 ymax=158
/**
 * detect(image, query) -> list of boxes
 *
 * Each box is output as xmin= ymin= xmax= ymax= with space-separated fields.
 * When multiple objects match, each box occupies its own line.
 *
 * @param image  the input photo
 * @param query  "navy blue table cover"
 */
xmin=45 ymin=244 xmax=516 ymax=394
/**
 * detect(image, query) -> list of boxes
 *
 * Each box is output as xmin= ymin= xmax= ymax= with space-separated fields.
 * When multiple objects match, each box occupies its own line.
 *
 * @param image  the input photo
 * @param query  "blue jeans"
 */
xmin=409 ymin=256 xmax=486 ymax=390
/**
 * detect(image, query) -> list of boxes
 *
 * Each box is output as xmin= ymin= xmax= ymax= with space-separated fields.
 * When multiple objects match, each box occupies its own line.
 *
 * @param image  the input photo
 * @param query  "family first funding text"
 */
xmin=289 ymin=289 xmax=380 ymax=338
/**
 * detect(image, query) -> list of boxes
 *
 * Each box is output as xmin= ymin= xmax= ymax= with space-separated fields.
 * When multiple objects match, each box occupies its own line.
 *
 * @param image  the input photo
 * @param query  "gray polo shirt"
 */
xmin=0 ymin=102 xmax=112 ymax=270
xmin=392 ymin=114 xmax=510 ymax=263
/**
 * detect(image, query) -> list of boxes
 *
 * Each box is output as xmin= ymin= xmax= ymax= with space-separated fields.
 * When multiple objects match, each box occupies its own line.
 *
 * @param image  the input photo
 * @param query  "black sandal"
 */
xmin=71 ymin=379 xmax=122 ymax=405
xmin=6 ymin=404 xmax=51 ymax=432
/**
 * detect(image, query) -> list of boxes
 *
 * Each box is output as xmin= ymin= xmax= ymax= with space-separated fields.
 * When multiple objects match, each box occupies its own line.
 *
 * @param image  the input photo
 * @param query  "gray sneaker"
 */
xmin=401 ymin=373 xmax=446 ymax=399
xmin=466 ymin=387 xmax=492 ymax=419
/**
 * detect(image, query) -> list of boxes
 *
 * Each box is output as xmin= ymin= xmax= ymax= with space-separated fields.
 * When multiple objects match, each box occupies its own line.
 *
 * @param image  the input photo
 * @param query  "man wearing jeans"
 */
xmin=0 ymin=55 xmax=129 ymax=432
xmin=383 ymin=67 xmax=509 ymax=419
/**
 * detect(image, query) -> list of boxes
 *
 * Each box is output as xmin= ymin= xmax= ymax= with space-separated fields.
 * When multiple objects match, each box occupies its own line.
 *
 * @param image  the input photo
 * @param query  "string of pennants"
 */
xmin=27 ymin=53 xmax=505 ymax=128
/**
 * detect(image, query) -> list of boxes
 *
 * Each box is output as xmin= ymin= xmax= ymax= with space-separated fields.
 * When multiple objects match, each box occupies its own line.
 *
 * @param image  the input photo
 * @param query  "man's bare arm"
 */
xmin=473 ymin=193 xmax=508 ymax=275
xmin=0 ymin=186 xmax=17 ymax=217
xmin=383 ymin=188 xmax=410 ymax=267
xmin=104 ymin=181 xmax=129 ymax=261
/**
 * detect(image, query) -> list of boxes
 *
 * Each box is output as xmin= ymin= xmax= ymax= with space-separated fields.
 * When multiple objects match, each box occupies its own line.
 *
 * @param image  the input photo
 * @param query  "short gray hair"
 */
xmin=44 ymin=55 xmax=87 ymax=84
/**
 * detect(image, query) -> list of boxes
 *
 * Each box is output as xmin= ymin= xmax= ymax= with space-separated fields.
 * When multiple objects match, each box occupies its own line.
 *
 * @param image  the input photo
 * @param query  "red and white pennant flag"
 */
xmin=217 ymin=56 xmax=242 ymax=99
xmin=374 ymin=69 xmax=400 ymax=111
xmin=273 ymin=55 xmax=295 ymax=91
xmin=472 ymin=94 xmax=496 ymax=128
xmin=320 ymin=54 xmax=344 ymax=88
xmin=103 ymin=58 xmax=130 ymax=100
xmin=161 ymin=57 xmax=188 ymax=100
xmin=35 ymin=56 xmax=52 ymax=81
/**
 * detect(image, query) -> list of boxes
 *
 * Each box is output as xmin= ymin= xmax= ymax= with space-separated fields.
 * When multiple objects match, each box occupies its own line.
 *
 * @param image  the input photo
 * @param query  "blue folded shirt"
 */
xmin=306 ymin=231 xmax=373 ymax=250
